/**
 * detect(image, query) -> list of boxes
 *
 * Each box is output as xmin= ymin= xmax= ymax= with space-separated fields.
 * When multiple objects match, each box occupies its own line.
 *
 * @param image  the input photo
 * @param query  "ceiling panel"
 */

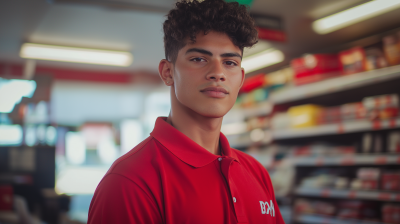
xmin=1 ymin=0 xmax=400 ymax=76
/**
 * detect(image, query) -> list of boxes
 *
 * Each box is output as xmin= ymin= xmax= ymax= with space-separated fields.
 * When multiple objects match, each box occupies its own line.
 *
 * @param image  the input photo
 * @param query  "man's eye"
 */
xmin=191 ymin=58 xmax=205 ymax=62
xmin=225 ymin=61 xmax=238 ymax=66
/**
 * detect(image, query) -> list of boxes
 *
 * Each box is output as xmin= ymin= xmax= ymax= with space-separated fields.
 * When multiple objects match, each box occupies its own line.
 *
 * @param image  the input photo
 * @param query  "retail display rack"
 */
xmin=228 ymin=44 xmax=400 ymax=223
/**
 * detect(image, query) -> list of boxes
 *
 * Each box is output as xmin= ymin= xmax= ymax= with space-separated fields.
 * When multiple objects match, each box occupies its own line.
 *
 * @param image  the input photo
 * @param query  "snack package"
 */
xmin=339 ymin=47 xmax=367 ymax=75
xmin=387 ymin=131 xmax=400 ymax=153
xmin=291 ymin=54 xmax=341 ymax=85
xmin=383 ymin=34 xmax=400 ymax=66
xmin=382 ymin=204 xmax=400 ymax=224
xmin=364 ymin=45 xmax=388 ymax=70
xmin=381 ymin=171 xmax=400 ymax=191
xmin=287 ymin=104 xmax=322 ymax=128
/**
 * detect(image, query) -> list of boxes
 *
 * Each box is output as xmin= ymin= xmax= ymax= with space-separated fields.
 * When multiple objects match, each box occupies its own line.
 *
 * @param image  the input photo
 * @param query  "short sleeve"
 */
xmin=88 ymin=173 xmax=162 ymax=224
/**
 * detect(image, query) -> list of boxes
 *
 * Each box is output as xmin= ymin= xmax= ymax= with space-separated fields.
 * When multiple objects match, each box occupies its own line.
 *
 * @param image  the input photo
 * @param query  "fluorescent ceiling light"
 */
xmin=20 ymin=43 xmax=133 ymax=67
xmin=242 ymin=49 xmax=284 ymax=73
xmin=313 ymin=0 xmax=400 ymax=34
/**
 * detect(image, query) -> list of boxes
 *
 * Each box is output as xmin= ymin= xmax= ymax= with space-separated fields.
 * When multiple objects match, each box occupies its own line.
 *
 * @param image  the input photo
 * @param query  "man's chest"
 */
xmin=159 ymin=158 xmax=278 ymax=224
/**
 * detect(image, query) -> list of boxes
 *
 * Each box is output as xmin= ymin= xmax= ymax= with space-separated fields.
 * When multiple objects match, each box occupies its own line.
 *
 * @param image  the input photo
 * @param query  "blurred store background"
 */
xmin=1 ymin=0 xmax=400 ymax=223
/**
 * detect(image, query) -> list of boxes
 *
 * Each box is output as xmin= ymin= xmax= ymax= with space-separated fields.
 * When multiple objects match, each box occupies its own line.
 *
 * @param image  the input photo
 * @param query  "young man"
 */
xmin=88 ymin=0 xmax=285 ymax=223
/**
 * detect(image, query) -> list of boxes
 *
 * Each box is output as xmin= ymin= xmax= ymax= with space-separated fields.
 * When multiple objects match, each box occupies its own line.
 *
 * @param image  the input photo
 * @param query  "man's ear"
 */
xmin=158 ymin=59 xmax=174 ymax=86
xmin=239 ymin=67 xmax=245 ymax=88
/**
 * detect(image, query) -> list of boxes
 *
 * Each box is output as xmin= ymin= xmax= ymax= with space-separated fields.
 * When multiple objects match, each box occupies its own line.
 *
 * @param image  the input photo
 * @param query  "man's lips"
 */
xmin=200 ymin=86 xmax=229 ymax=98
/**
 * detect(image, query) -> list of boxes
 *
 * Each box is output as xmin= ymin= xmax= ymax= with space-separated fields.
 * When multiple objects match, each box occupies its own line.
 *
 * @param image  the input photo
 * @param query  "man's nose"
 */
xmin=206 ymin=61 xmax=226 ymax=82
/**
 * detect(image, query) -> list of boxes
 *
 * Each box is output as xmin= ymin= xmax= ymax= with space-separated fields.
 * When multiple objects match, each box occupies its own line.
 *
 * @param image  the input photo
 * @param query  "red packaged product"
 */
xmin=381 ymin=172 xmax=400 ymax=191
xmin=361 ymin=179 xmax=378 ymax=190
xmin=239 ymin=73 xmax=265 ymax=93
xmin=291 ymin=54 xmax=341 ymax=85
xmin=317 ymin=102 xmax=367 ymax=125
xmin=382 ymin=204 xmax=400 ymax=224
xmin=339 ymin=47 xmax=367 ymax=75
xmin=0 ymin=185 xmax=13 ymax=211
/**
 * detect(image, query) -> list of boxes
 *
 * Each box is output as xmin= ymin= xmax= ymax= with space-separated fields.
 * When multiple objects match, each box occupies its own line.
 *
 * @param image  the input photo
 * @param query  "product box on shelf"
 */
xmin=0 ymin=185 xmax=13 ymax=211
xmin=336 ymin=201 xmax=379 ymax=221
xmin=240 ymin=73 xmax=265 ymax=93
xmin=293 ymin=199 xmax=336 ymax=216
xmin=291 ymin=54 xmax=341 ymax=85
xmin=363 ymin=94 xmax=399 ymax=109
xmin=364 ymin=44 xmax=389 ymax=71
xmin=388 ymin=131 xmax=400 ymax=153
xmin=350 ymin=168 xmax=381 ymax=190
xmin=382 ymin=204 xmax=400 ymax=224
xmin=359 ymin=132 xmax=386 ymax=154
xmin=383 ymin=33 xmax=400 ymax=66
xmin=363 ymin=94 xmax=399 ymax=120
xmin=317 ymin=102 xmax=366 ymax=125
xmin=265 ymin=67 xmax=293 ymax=86
xmin=339 ymin=47 xmax=367 ymax=75
xmin=287 ymin=104 xmax=322 ymax=128
xmin=381 ymin=171 xmax=400 ymax=191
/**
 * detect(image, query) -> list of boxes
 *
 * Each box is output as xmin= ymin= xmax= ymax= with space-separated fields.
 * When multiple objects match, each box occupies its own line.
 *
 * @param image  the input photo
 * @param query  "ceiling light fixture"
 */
xmin=241 ymin=49 xmax=284 ymax=73
xmin=313 ymin=0 xmax=400 ymax=34
xmin=20 ymin=43 xmax=133 ymax=67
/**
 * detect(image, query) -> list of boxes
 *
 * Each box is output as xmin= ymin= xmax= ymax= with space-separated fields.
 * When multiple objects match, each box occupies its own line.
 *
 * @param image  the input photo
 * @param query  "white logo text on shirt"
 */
xmin=259 ymin=200 xmax=275 ymax=217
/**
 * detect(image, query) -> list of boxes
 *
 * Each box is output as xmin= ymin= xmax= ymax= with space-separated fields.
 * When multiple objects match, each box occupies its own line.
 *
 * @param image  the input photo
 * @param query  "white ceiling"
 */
xmin=1 ymin=0 xmax=400 ymax=76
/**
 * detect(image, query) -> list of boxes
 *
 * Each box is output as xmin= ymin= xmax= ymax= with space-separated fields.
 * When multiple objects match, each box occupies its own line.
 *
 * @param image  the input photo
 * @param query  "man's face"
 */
xmin=171 ymin=31 xmax=245 ymax=118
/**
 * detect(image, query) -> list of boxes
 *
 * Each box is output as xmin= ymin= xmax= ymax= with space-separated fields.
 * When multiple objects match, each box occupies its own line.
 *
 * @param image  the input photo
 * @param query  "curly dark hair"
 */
xmin=163 ymin=0 xmax=258 ymax=63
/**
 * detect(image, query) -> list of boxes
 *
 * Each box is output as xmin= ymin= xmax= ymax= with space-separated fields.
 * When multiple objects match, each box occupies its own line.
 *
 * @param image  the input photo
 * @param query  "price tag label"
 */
xmin=375 ymin=156 xmax=387 ymax=164
xmin=321 ymin=189 xmax=330 ymax=197
xmin=348 ymin=191 xmax=356 ymax=198
xmin=337 ymin=124 xmax=344 ymax=134
xmin=341 ymin=157 xmax=354 ymax=165
xmin=378 ymin=193 xmax=391 ymax=201
xmin=390 ymin=119 xmax=397 ymax=128
xmin=316 ymin=158 xmax=324 ymax=166
xmin=373 ymin=121 xmax=381 ymax=130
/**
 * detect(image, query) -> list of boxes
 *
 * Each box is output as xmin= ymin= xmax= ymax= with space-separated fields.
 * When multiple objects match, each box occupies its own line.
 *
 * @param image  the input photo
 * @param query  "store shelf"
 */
xmin=295 ymin=188 xmax=400 ymax=202
xmin=272 ymin=118 xmax=400 ymax=140
xmin=296 ymin=214 xmax=384 ymax=224
xmin=241 ymin=101 xmax=273 ymax=118
xmin=294 ymin=154 xmax=400 ymax=166
xmin=270 ymin=65 xmax=400 ymax=105
xmin=228 ymin=130 xmax=271 ymax=148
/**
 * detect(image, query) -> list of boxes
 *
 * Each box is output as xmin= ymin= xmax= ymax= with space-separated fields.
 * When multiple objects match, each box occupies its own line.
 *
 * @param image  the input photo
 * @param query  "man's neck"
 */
xmin=166 ymin=100 xmax=223 ymax=156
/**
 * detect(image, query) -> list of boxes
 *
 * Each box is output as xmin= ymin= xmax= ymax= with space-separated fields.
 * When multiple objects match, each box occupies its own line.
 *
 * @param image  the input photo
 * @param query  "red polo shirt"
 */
xmin=88 ymin=117 xmax=284 ymax=224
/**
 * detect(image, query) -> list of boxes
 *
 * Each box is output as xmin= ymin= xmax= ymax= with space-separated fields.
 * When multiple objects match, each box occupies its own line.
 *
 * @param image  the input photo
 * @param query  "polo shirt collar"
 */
xmin=150 ymin=117 xmax=240 ymax=168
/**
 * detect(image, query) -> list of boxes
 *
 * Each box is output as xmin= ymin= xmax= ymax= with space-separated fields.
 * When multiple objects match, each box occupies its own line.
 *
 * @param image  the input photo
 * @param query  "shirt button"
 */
xmin=233 ymin=197 xmax=237 ymax=203
xmin=218 ymin=157 xmax=222 ymax=161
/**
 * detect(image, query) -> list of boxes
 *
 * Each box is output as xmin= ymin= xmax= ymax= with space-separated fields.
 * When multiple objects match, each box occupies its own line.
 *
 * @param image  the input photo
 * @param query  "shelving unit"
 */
xmin=296 ymin=214 xmax=384 ymax=224
xmin=295 ymin=188 xmax=400 ymax=202
xmin=270 ymin=65 xmax=400 ymax=105
xmin=233 ymin=34 xmax=400 ymax=224
xmin=230 ymin=118 xmax=400 ymax=148
xmin=273 ymin=118 xmax=400 ymax=140
xmin=294 ymin=154 xmax=400 ymax=166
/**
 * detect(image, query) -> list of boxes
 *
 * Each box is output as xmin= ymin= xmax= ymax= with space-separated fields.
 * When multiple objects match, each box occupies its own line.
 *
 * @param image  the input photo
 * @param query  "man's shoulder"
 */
xmin=105 ymin=136 xmax=161 ymax=181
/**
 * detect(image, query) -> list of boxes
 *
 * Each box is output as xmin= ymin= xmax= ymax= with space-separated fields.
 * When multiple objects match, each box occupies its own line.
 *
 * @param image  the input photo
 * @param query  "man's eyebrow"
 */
xmin=185 ymin=48 xmax=213 ymax=56
xmin=221 ymin=52 xmax=242 ymax=59
xmin=186 ymin=48 xmax=242 ymax=59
